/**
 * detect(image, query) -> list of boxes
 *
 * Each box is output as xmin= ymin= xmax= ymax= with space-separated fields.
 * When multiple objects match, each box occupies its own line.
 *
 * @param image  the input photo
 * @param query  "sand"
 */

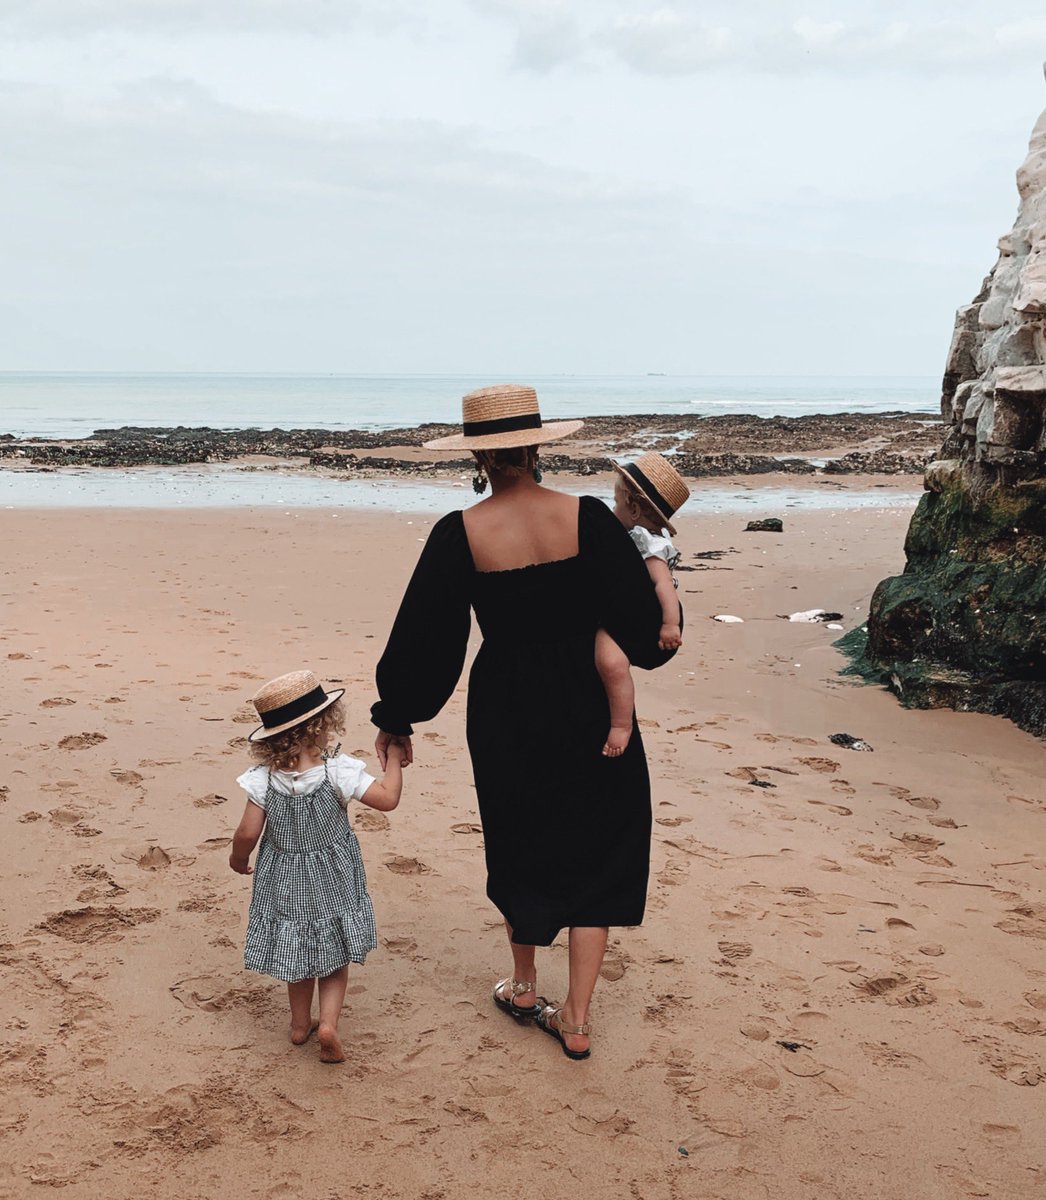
xmin=1 ymin=488 xmax=1044 ymax=1199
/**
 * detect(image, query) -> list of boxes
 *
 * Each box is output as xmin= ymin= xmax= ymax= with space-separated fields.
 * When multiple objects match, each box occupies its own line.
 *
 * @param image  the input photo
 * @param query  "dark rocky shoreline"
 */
xmin=0 ymin=410 xmax=941 ymax=478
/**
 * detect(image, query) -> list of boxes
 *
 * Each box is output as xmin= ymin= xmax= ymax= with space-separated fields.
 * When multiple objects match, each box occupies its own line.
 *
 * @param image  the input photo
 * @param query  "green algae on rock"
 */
xmin=842 ymin=93 xmax=1046 ymax=739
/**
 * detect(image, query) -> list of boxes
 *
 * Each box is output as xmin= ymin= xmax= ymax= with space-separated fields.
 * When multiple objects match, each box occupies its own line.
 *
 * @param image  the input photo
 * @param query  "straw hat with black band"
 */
xmin=612 ymin=452 xmax=691 ymax=538
xmin=423 ymin=384 xmax=583 ymax=451
xmin=247 ymin=670 xmax=345 ymax=743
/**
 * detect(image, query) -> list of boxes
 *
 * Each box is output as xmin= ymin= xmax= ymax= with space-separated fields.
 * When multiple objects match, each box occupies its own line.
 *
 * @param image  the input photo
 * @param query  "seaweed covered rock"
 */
xmin=843 ymin=92 xmax=1046 ymax=738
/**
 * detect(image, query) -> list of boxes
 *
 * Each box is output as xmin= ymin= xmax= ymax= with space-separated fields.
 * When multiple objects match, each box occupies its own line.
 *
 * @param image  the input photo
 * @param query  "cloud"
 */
xmin=468 ymin=0 xmax=1046 ymax=76
xmin=469 ymin=0 xmax=583 ymax=70
xmin=0 ymin=0 xmax=413 ymax=36
xmin=602 ymin=8 xmax=1046 ymax=75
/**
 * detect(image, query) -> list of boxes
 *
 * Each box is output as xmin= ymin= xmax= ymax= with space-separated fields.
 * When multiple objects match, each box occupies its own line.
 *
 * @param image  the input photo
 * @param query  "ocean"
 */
xmin=0 ymin=372 xmax=938 ymax=440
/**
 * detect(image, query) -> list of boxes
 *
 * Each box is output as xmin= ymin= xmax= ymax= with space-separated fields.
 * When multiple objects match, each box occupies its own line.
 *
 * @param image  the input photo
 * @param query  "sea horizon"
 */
xmin=1 ymin=370 xmax=939 ymax=440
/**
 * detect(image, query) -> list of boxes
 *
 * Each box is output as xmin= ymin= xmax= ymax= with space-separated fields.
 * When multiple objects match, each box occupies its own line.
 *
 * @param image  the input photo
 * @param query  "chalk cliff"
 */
xmin=845 ymin=92 xmax=1046 ymax=737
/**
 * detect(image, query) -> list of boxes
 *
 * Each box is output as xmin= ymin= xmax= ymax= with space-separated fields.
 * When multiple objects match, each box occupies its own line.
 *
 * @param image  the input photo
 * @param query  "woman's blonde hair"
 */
xmin=474 ymin=445 xmax=539 ymax=478
xmin=249 ymin=699 xmax=346 ymax=772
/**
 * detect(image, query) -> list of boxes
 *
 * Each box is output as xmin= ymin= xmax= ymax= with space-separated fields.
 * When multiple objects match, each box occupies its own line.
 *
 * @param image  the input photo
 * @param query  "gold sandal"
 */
xmin=536 ymin=1003 xmax=591 ymax=1060
xmin=492 ymin=978 xmax=541 ymax=1021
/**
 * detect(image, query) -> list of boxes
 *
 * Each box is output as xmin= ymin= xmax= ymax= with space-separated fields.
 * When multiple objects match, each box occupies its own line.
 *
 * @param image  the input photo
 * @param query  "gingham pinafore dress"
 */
xmin=244 ymin=761 xmax=377 ymax=982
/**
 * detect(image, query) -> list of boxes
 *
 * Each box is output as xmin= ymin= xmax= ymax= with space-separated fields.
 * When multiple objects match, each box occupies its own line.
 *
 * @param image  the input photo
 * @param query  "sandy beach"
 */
xmin=2 ymin=483 xmax=1044 ymax=1199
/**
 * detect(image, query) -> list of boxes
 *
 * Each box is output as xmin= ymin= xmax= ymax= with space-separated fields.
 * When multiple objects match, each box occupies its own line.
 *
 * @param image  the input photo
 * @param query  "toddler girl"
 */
xmin=229 ymin=669 xmax=406 ymax=1064
xmin=596 ymin=452 xmax=690 ymax=756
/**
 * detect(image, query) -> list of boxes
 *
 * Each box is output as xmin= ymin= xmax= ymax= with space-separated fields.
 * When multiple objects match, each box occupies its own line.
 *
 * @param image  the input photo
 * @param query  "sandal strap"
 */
xmin=496 ymin=977 xmax=537 ymax=999
xmin=542 ymin=1004 xmax=590 ymax=1037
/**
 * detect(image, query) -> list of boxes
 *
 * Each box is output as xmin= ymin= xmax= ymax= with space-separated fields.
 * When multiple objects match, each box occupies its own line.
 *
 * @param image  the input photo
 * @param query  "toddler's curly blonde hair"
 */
xmin=249 ymin=699 xmax=346 ymax=772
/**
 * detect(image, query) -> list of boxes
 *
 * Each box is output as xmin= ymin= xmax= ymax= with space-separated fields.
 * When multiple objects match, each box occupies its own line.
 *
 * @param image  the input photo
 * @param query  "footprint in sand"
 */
xmin=861 ymin=1042 xmax=924 ymax=1069
xmin=7 ymin=652 xmax=31 ymax=660
xmin=40 ymin=697 xmax=75 ymax=708
xmin=809 ymin=800 xmax=853 ymax=816
xmin=111 ymin=770 xmax=144 ymax=787
xmin=449 ymin=821 xmax=482 ymax=834
xmin=382 ymin=936 xmax=419 ymax=956
xmin=892 ymin=833 xmax=944 ymax=852
xmin=38 ymin=905 xmax=161 ymax=943
xmin=995 ymin=903 xmax=1046 ymax=941
xmin=795 ymin=757 xmax=839 ymax=774
xmin=58 ymin=732 xmax=107 ymax=750
xmin=717 ymin=940 xmax=753 ymax=962
xmin=599 ymin=948 xmax=632 ymax=980
xmin=354 ymin=809 xmax=390 ymax=832
xmin=384 ymin=855 xmax=431 ymax=875
xmin=192 ymin=793 xmax=227 ymax=808
xmin=655 ymin=816 xmax=692 ymax=827
xmin=169 ymin=976 xmax=276 ymax=1016
xmin=905 ymin=795 xmax=941 ymax=811
xmin=136 ymin=847 xmax=171 ymax=871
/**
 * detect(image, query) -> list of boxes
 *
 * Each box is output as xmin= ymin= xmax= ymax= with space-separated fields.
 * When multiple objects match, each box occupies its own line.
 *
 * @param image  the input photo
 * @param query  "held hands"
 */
xmin=659 ymin=623 xmax=683 ymax=651
xmin=375 ymin=730 xmax=414 ymax=770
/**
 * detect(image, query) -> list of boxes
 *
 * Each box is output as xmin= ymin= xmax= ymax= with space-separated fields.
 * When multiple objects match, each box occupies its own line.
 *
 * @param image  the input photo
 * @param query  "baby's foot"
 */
xmin=318 ymin=1022 xmax=345 ymax=1064
xmin=602 ymin=724 xmax=632 ymax=757
xmin=290 ymin=1021 xmax=318 ymax=1046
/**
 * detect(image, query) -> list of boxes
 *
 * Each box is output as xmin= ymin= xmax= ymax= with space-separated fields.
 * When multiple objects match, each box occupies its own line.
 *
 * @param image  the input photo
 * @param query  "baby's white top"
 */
xmin=236 ymin=752 xmax=375 ymax=811
xmin=629 ymin=525 xmax=678 ymax=564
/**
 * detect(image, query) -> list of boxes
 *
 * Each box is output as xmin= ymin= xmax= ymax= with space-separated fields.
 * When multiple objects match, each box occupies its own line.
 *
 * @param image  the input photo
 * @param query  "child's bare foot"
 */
xmin=602 ymin=724 xmax=632 ymax=757
xmin=290 ymin=1021 xmax=318 ymax=1046
xmin=317 ymin=1022 xmax=345 ymax=1064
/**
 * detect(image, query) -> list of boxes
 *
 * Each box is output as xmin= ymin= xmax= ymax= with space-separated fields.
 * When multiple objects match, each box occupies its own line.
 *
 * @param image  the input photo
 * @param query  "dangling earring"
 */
xmin=533 ymin=454 xmax=543 ymax=483
xmin=472 ymin=468 xmax=488 ymax=494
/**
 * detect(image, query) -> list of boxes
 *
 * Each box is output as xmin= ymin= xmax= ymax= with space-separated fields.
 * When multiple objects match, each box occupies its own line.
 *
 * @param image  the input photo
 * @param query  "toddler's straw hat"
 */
xmin=247 ymin=670 xmax=344 ymax=742
xmin=613 ymin=451 xmax=691 ymax=537
xmin=423 ymin=384 xmax=583 ymax=451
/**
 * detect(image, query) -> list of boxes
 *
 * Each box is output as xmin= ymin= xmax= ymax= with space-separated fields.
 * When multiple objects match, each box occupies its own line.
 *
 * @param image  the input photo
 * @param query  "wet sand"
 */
xmin=1 ymin=491 xmax=1044 ymax=1199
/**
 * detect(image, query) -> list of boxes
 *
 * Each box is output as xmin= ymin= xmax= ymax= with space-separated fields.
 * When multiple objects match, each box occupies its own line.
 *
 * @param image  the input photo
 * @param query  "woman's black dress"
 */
xmin=371 ymin=495 xmax=677 ymax=946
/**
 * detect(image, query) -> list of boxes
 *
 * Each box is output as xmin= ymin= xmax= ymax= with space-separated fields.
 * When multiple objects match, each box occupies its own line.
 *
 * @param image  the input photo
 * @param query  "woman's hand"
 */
xmin=375 ymin=730 xmax=414 ymax=770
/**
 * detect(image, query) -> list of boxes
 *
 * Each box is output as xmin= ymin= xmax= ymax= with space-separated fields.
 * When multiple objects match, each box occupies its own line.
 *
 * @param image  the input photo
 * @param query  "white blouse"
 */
xmin=236 ymin=753 xmax=376 ymax=811
xmin=629 ymin=525 xmax=680 ymax=568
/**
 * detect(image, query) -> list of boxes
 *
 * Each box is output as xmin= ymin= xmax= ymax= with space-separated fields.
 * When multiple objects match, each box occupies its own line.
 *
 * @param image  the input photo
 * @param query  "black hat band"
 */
xmin=462 ymin=412 xmax=543 ymax=438
xmin=258 ymin=685 xmax=330 ymax=729
xmin=622 ymin=462 xmax=674 ymax=520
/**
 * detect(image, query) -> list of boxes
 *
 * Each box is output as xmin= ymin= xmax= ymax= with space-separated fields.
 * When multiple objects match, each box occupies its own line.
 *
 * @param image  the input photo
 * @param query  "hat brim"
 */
xmin=612 ymin=463 xmax=678 ymax=537
xmin=422 ymin=419 xmax=584 ymax=452
xmin=247 ymin=688 xmax=345 ymax=742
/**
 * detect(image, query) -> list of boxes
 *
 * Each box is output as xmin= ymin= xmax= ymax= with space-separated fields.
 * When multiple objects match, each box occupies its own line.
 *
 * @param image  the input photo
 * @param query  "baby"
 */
xmin=596 ymin=452 xmax=690 ymax=756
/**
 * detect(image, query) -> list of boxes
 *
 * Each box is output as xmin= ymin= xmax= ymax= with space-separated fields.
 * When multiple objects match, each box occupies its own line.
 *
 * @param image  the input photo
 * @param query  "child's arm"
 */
xmin=646 ymin=557 xmax=682 ymax=650
xmin=229 ymin=801 xmax=265 ymax=874
xmin=358 ymin=741 xmax=405 ymax=813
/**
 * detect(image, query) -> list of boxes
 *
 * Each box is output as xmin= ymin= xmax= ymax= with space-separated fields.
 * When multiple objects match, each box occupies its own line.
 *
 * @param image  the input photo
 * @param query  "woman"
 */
xmin=371 ymin=384 xmax=677 ymax=1060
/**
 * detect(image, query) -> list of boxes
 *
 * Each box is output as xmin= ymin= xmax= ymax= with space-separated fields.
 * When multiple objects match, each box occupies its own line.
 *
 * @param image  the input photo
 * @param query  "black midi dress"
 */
xmin=371 ymin=495 xmax=678 ymax=946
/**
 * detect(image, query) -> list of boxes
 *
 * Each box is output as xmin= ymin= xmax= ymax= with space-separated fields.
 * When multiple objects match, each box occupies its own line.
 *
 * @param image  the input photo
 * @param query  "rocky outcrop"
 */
xmin=844 ymin=91 xmax=1046 ymax=737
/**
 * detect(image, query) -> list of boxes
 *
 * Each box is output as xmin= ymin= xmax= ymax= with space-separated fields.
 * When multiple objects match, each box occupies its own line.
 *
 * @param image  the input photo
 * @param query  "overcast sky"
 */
xmin=1 ymin=1 xmax=1044 ymax=376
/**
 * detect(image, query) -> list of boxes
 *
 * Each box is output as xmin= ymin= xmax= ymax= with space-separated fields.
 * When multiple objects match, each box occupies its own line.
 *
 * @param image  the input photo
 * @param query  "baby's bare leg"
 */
xmin=595 ymin=628 xmax=635 ymax=758
xmin=317 ymin=966 xmax=349 ymax=1064
xmin=287 ymin=977 xmax=317 ymax=1044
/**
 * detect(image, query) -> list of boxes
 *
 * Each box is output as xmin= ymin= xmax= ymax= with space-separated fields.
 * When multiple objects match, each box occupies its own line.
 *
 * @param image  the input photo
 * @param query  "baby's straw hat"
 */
xmin=612 ymin=451 xmax=691 ymax=537
xmin=247 ymin=670 xmax=345 ymax=742
xmin=423 ymin=384 xmax=583 ymax=451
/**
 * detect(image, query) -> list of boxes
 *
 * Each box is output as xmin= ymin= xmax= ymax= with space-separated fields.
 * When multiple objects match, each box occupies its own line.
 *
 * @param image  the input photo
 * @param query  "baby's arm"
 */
xmin=229 ymin=801 xmax=265 ymax=875
xmin=646 ymin=556 xmax=682 ymax=650
xmin=359 ymin=745 xmax=404 ymax=813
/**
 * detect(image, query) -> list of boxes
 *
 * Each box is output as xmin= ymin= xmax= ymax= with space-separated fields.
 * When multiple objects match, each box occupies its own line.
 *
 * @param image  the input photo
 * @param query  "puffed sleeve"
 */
xmin=580 ymin=496 xmax=680 ymax=671
xmin=324 ymin=753 xmax=375 ymax=806
xmin=371 ymin=511 xmax=473 ymax=736
xmin=235 ymin=765 xmax=269 ymax=810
